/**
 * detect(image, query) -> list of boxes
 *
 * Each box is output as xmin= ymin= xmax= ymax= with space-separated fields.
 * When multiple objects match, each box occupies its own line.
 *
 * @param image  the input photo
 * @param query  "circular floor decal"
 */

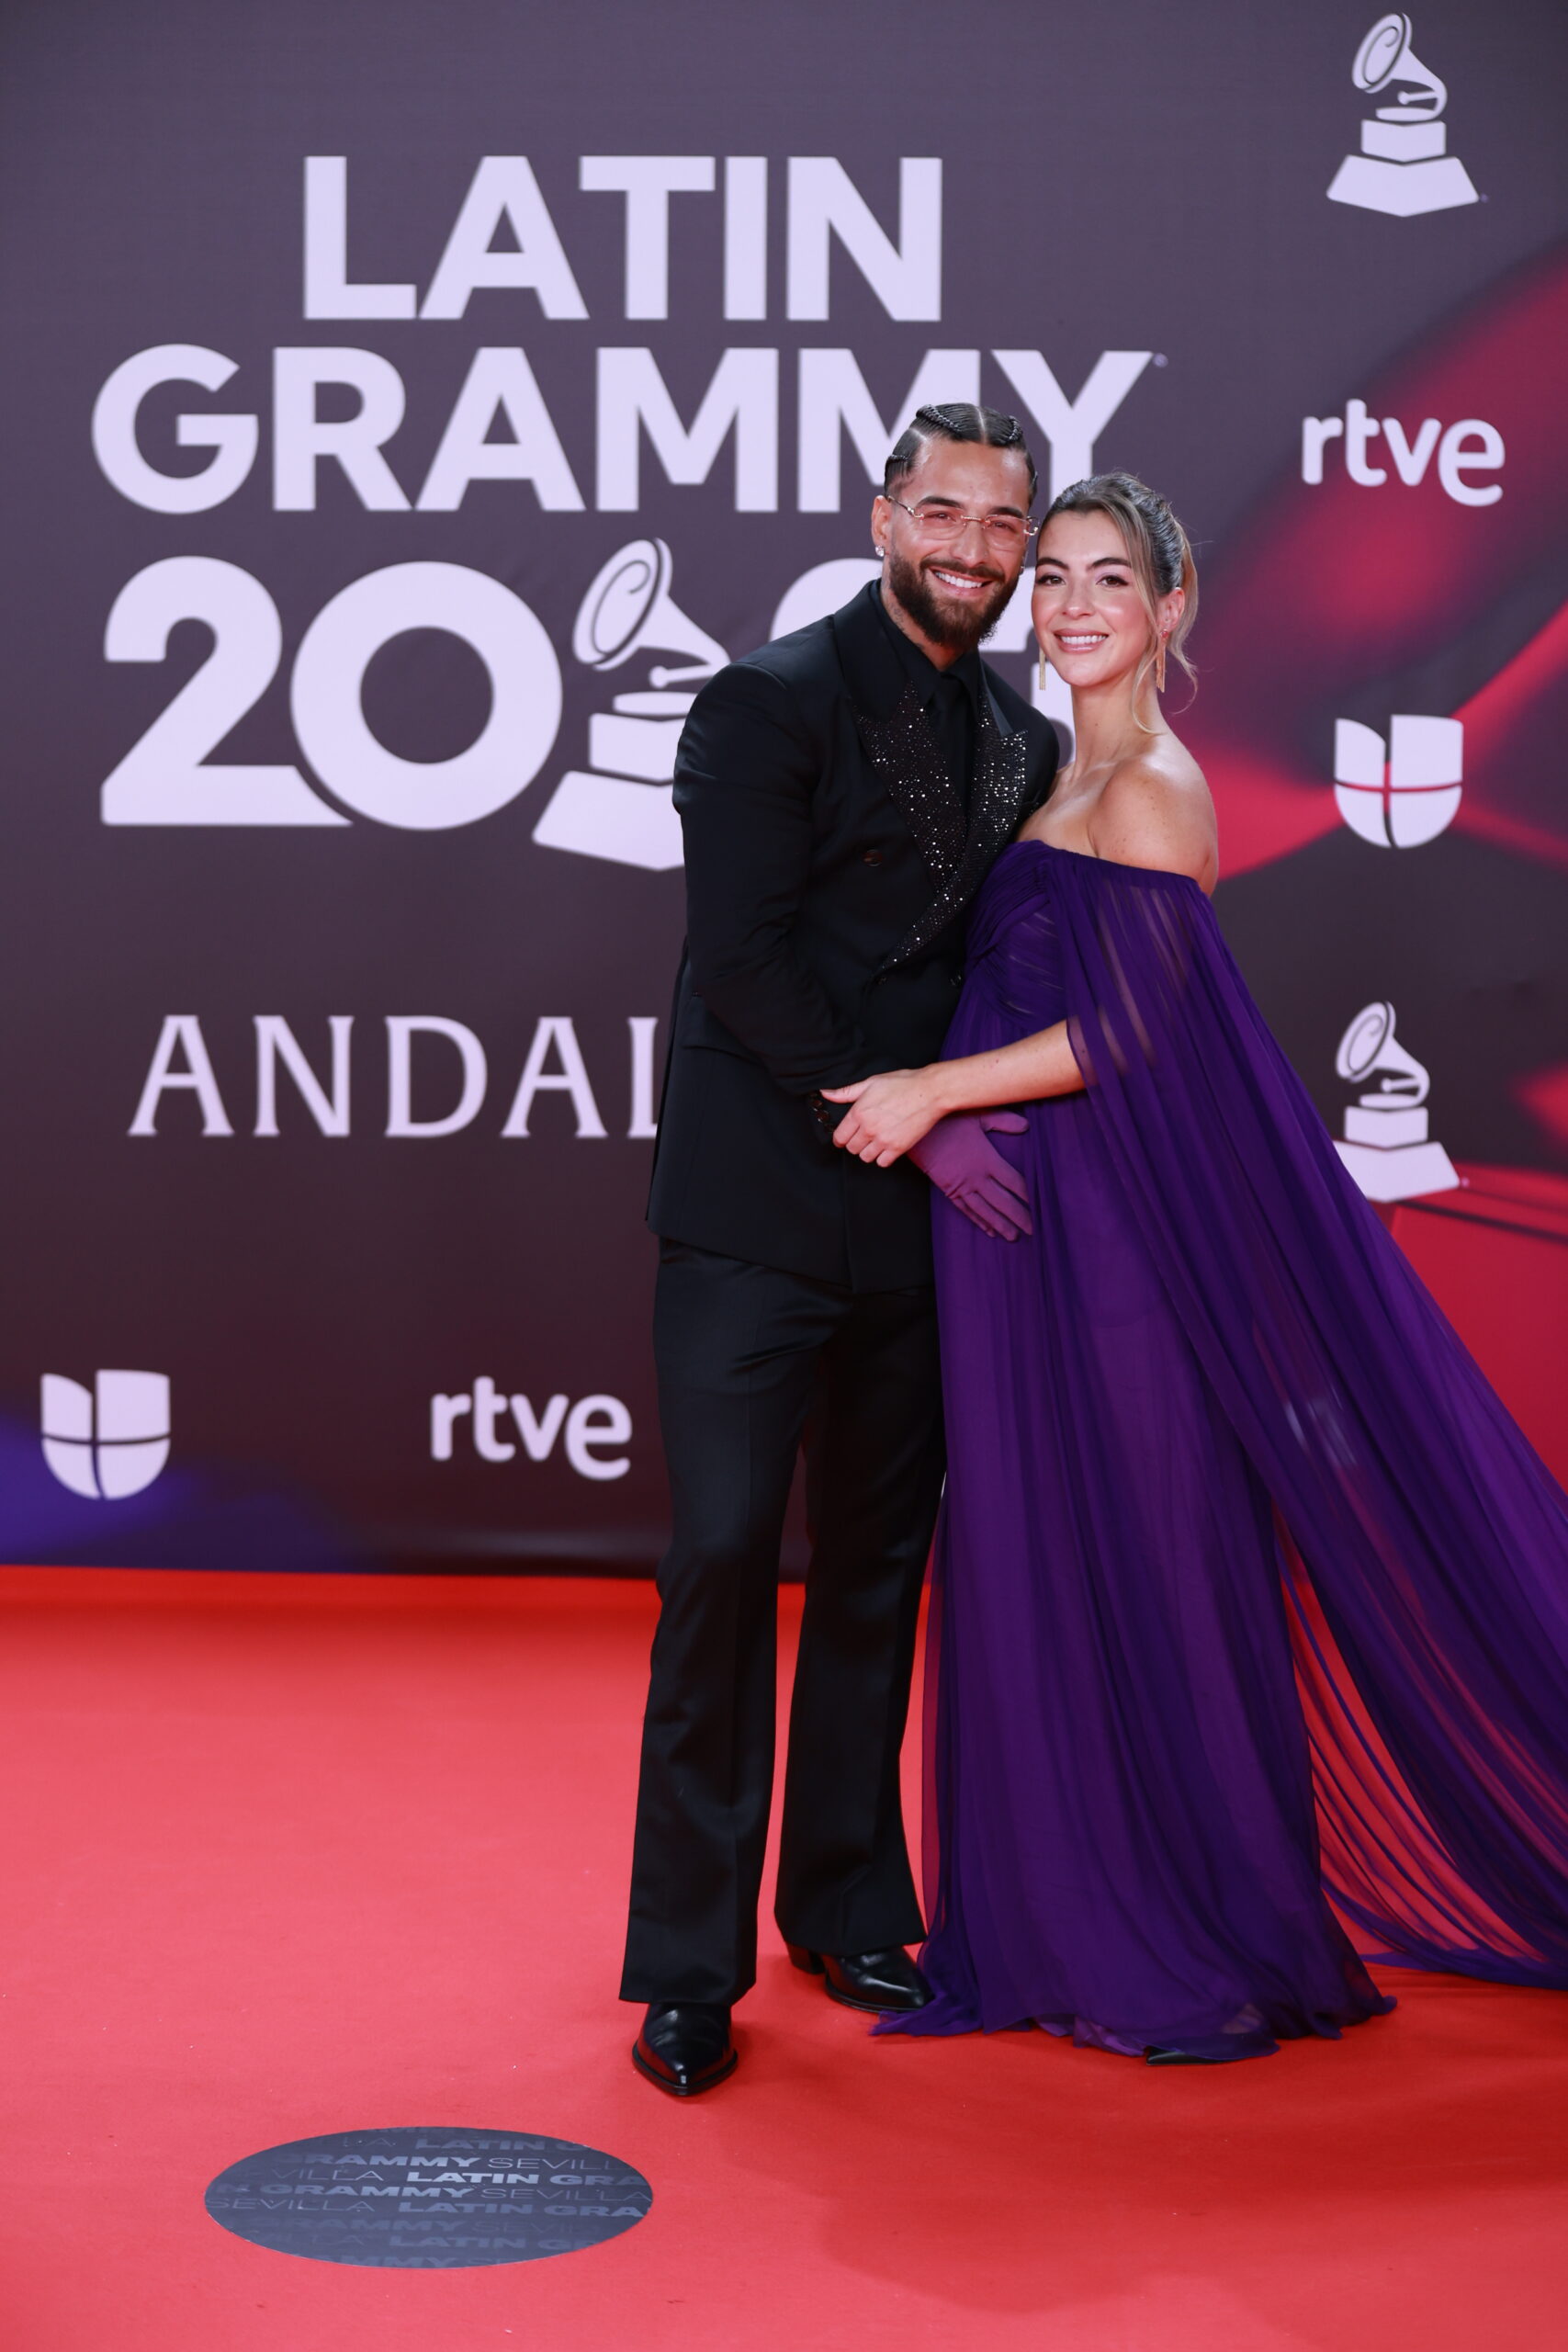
xmin=205 ymin=2128 xmax=652 ymax=2267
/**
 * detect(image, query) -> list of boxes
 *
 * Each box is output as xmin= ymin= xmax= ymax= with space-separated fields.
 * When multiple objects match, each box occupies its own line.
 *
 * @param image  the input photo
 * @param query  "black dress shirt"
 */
xmin=872 ymin=587 xmax=985 ymax=810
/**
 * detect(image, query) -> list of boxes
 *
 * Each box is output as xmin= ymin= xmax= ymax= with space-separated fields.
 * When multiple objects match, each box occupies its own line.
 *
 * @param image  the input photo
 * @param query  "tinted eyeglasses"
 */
xmin=884 ymin=495 xmax=1039 ymax=551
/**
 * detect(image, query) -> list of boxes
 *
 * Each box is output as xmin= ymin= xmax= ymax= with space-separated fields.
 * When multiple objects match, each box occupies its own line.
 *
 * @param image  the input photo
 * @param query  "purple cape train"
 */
xmin=886 ymin=839 xmax=1568 ymax=2061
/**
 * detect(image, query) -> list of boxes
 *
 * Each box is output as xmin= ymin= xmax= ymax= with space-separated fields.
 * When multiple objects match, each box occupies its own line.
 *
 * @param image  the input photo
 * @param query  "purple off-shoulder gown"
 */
xmin=890 ymin=841 xmax=1568 ymax=2061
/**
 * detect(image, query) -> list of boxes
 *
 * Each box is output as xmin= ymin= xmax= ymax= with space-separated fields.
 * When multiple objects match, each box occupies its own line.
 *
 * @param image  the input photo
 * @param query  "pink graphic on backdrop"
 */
xmin=1185 ymin=244 xmax=1568 ymax=878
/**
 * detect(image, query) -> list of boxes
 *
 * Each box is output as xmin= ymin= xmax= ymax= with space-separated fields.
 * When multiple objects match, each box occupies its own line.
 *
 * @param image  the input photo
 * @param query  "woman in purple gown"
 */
xmin=824 ymin=474 xmax=1568 ymax=2062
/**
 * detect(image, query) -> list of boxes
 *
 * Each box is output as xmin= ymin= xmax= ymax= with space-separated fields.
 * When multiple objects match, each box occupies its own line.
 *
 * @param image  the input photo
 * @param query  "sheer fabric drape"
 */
xmin=891 ymin=842 xmax=1568 ymax=2059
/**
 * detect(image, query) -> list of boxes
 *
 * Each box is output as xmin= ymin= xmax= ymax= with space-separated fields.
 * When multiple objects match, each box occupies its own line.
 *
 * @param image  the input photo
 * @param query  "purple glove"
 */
xmin=909 ymin=1110 xmax=1032 ymax=1241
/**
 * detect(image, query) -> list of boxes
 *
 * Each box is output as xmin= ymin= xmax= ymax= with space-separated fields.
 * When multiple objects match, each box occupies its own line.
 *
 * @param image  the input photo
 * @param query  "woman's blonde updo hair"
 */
xmin=1041 ymin=470 xmax=1198 ymax=705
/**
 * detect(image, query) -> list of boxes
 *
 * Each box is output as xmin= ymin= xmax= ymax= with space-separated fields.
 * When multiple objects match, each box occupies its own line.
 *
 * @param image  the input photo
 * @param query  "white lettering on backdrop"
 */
xmin=101 ymin=559 xmax=561 ymax=830
xmin=1301 ymin=399 xmax=1505 ymax=503
xmin=429 ymin=1385 xmax=633 ymax=1479
xmin=127 ymin=1014 xmax=660 ymax=1141
xmin=90 ymin=154 xmax=1159 ymax=836
xmin=93 ymin=342 xmax=1152 ymax=517
xmin=93 ymin=155 xmax=1152 ymax=516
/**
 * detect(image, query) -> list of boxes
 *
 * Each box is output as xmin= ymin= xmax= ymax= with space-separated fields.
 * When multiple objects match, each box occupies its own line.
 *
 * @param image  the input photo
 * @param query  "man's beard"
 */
xmin=886 ymin=543 xmax=1013 ymax=655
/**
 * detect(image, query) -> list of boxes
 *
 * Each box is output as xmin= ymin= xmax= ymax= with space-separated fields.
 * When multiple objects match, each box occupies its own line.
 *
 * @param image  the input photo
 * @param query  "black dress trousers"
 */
xmin=620 ymin=1241 xmax=944 ymax=2005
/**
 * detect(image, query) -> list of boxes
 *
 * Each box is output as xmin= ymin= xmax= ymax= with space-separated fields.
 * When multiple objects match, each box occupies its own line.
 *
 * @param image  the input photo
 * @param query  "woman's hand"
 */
xmin=820 ymin=1068 xmax=949 ymax=1165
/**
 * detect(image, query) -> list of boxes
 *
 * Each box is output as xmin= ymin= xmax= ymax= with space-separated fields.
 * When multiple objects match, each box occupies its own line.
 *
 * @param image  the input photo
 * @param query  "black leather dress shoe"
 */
xmin=631 ymin=2002 xmax=737 ymax=2097
xmin=785 ymin=1943 xmax=931 ymax=2015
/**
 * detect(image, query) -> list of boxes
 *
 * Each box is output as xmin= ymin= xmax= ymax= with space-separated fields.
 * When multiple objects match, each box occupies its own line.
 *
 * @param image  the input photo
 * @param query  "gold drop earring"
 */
xmin=1155 ymin=634 xmax=1168 ymax=695
xmin=1037 ymin=641 xmax=1049 ymax=692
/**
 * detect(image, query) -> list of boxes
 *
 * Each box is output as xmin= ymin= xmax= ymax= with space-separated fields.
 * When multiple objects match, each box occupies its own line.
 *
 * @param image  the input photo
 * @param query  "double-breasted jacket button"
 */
xmin=862 ymin=849 xmax=884 ymax=866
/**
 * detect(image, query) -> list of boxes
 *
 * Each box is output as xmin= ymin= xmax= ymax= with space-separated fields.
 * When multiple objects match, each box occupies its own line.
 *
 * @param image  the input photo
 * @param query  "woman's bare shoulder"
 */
xmin=1090 ymin=739 xmax=1217 ymax=890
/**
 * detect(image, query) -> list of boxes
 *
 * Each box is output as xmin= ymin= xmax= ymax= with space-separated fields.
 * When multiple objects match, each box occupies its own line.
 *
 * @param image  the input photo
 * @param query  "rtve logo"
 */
xmin=1301 ymin=402 xmax=1503 ymax=504
xmin=430 ymin=1380 xmax=631 ymax=1481
xmin=41 ymin=1371 xmax=170 ymax=1498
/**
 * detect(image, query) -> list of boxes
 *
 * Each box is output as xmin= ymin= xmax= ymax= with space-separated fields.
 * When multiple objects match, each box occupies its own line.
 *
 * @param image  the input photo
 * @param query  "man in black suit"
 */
xmin=625 ymin=404 xmax=1058 ymax=2095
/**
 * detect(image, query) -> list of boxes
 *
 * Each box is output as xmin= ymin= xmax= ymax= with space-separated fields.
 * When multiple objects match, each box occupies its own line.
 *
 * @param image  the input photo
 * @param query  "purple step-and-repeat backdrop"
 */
xmin=3 ymin=0 xmax=1566 ymax=1570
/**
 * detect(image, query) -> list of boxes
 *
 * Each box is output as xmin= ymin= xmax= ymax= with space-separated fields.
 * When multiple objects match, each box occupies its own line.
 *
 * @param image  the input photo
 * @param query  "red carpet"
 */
xmin=0 ymin=1566 xmax=1563 ymax=2351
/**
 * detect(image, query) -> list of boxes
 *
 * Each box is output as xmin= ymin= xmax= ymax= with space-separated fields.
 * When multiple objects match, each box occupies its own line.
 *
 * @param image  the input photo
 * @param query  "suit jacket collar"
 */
xmin=833 ymin=586 xmax=1030 ymax=970
xmin=863 ymin=690 xmax=1030 ymax=971
xmin=831 ymin=582 xmax=909 ymax=721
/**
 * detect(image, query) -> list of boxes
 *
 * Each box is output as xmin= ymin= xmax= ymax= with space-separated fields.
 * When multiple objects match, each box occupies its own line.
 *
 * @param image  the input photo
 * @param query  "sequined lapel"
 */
xmin=874 ymin=688 xmax=1031 ymax=972
xmin=854 ymin=682 xmax=966 ymax=888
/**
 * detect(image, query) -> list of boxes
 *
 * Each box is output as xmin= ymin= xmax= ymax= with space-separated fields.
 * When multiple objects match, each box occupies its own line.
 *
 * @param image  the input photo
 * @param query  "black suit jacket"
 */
xmin=647 ymin=585 xmax=1058 ymax=1288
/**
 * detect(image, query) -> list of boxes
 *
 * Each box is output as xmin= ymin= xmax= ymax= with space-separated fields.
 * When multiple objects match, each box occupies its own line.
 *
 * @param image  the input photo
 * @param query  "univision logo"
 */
xmin=40 ymin=1371 xmax=170 ymax=1498
xmin=1333 ymin=715 xmax=1461 ymax=848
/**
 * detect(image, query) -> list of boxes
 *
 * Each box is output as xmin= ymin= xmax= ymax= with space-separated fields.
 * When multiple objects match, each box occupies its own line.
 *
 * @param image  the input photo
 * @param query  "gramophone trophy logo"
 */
xmin=1327 ymin=13 xmax=1479 ymax=217
xmin=1333 ymin=714 xmax=1462 ymax=849
xmin=532 ymin=539 xmax=728 ymax=871
xmin=1334 ymin=1002 xmax=1459 ymax=1203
